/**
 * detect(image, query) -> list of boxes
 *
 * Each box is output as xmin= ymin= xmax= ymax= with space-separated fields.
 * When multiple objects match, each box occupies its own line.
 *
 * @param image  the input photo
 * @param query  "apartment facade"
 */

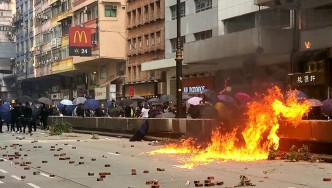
xmin=256 ymin=0 xmax=332 ymax=99
xmin=125 ymin=0 xmax=165 ymax=98
xmin=0 ymin=0 xmax=15 ymax=98
xmin=143 ymin=0 xmax=217 ymax=96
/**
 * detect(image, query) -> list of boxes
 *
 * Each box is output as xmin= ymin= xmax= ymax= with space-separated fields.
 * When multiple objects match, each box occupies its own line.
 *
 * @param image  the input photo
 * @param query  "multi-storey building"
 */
xmin=145 ymin=0 xmax=294 ymax=96
xmin=71 ymin=0 xmax=127 ymax=102
xmin=0 ymin=0 xmax=16 ymax=98
xmin=12 ymin=0 xmax=34 ymax=96
xmin=125 ymin=0 xmax=165 ymax=98
xmin=255 ymin=0 xmax=332 ymax=99
xmin=142 ymin=0 xmax=217 ymax=96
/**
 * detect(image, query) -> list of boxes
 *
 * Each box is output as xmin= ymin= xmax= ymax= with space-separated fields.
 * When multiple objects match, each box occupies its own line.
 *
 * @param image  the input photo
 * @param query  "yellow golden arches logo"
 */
xmin=73 ymin=31 xmax=88 ymax=43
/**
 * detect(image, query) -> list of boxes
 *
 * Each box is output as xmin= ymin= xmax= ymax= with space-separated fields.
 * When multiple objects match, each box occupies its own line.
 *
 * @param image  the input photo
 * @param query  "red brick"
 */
xmin=195 ymin=183 xmax=203 ymax=187
xmin=131 ymin=172 xmax=137 ymax=175
xmin=49 ymin=174 xmax=55 ymax=177
xmin=207 ymin=176 xmax=214 ymax=180
xmin=21 ymin=176 xmax=26 ymax=179
xmin=0 ymin=175 xmax=5 ymax=179
xmin=78 ymin=162 xmax=84 ymax=164
xmin=42 ymin=161 xmax=47 ymax=163
xmin=216 ymin=181 xmax=224 ymax=185
xmin=100 ymin=175 xmax=106 ymax=178
xmin=151 ymin=185 xmax=159 ymax=188
xmin=323 ymin=178 xmax=331 ymax=181
xmin=60 ymin=153 xmax=66 ymax=156
xmin=24 ymin=167 xmax=30 ymax=170
xmin=69 ymin=161 xmax=75 ymax=164
xmin=146 ymin=181 xmax=154 ymax=185
xmin=97 ymin=178 xmax=103 ymax=181
xmin=143 ymin=170 xmax=149 ymax=173
xmin=88 ymin=172 xmax=94 ymax=176
xmin=92 ymin=158 xmax=96 ymax=161
xmin=105 ymin=172 xmax=111 ymax=175
xmin=105 ymin=164 xmax=110 ymax=167
xmin=80 ymin=157 xmax=84 ymax=159
xmin=99 ymin=172 xmax=106 ymax=176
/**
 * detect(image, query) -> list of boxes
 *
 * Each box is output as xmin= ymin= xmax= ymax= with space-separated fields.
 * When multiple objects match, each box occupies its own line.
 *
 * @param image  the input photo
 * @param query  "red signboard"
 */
xmin=69 ymin=27 xmax=92 ymax=47
xmin=128 ymin=86 xmax=135 ymax=97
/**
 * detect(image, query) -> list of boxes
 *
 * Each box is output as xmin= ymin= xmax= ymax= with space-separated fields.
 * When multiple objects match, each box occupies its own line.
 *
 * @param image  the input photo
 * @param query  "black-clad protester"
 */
xmin=22 ymin=102 xmax=33 ymax=133
xmin=0 ymin=100 xmax=3 ymax=133
xmin=60 ymin=105 xmax=68 ymax=116
xmin=40 ymin=103 xmax=49 ymax=130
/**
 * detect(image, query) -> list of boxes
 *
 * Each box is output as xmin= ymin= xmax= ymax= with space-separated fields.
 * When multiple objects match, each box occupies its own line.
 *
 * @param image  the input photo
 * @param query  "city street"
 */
xmin=0 ymin=131 xmax=331 ymax=188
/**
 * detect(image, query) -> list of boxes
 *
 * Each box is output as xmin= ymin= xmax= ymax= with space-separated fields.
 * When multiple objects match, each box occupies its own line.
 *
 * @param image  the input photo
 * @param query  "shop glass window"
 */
xmin=100 ymin=65 xmax=108 ymax=79
xmin=105 ymin=5 xmax=117 ymax=17
xmin=194 ymin=30 xmax=212 ymax=41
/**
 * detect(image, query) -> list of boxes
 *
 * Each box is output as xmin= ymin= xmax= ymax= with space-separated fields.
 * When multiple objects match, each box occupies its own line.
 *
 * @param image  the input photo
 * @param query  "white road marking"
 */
xmin=0 ymin=180 xmax=4 ymax=184
xmin=107 ymin=152 xmax=120 ymax=156
xmin=11 ymin=175 xmax=22 ymax=181
xmin=0 ymin=158 xmax=8 ymax=162
xmin=40 ymin=173 xmax=54 ymax=178
xmin=0 ymin=169 xmax=8 ymax=173
xmin=27 ymin=183 xmax=41 ymax=188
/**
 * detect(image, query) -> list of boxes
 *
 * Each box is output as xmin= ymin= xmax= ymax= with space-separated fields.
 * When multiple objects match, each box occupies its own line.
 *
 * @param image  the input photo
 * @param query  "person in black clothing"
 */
xmin=23 ymin=102 xmax=33 ymax=133
xmin=124 ymin=106 xmax=132 ymax=117
xmin=188 ymin=104 xmax=201 ymax=119
xmin=76 ymin=104 xmax=85 ymax=117
xmin=61 ymin=105 xmax=67 ymax=116
xmin=0 ymin=100 xmax=3 ymax=133
xmin=40 ymin=103 xmax=49 ymax=130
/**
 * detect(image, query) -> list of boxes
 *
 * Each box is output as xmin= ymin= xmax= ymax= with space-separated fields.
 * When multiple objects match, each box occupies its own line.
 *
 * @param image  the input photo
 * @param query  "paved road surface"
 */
xmin=0 ymin=131 xmax=331 ymax=188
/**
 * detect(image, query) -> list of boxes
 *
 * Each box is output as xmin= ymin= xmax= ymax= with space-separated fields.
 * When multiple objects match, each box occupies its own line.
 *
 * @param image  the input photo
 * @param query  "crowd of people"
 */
xmin=0 ymin=100 xmax=58 ymax=133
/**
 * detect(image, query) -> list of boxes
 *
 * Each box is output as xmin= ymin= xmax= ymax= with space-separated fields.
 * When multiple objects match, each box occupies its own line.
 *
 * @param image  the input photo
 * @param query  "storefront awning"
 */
xmin=294 ymin=49 xmax=328 ymax=62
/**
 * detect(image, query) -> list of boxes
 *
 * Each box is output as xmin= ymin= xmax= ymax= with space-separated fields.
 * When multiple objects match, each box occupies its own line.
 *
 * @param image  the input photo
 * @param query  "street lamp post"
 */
xmin=175 ymin=0 xmax=183 ymax=118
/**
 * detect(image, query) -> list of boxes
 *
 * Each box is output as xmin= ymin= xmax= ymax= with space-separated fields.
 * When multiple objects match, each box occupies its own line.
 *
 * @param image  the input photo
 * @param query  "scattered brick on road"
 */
xmin=105 ymin=164 xmax=110 ymax=167
xmin=323 ymin=178 xmax=331 ymax=181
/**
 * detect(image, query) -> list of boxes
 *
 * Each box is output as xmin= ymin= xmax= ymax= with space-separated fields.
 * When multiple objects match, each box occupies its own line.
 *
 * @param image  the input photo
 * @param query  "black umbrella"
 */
xmin=182 ymin=94 xmax=192 ymax=101
xmin=148 ymin=98 xmax=159 ymax=103
xmin=199 ymin=104 xmax=218 ymax=119
xmin=16 ymin=95 xmax=34 ymax=103
xmin=202 ymin=89 xmax=218 ymax=103
xmin=119 ymin=98 xmax=134 ymax=107
xmin=37 ymin=97 xmax=52 ymax=105
xmin=158 ymin=95 xmax=175 ymax=103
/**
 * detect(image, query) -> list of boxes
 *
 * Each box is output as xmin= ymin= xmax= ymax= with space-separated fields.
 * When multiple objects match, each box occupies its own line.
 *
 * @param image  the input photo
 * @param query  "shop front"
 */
xmin=124 ymin=82 xmax=157 ymax=98
xmin=291 ymin=48 xmax=332 ymax=100
xmin=182 ymin=76 xmax=215 ymax=96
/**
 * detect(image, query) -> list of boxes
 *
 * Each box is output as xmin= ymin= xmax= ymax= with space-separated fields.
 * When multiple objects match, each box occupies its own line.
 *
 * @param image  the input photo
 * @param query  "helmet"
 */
xmin=11 ymin=100 xmax=16 ymax=104
xmin=101 ymin=104 xmax=104 ymax=107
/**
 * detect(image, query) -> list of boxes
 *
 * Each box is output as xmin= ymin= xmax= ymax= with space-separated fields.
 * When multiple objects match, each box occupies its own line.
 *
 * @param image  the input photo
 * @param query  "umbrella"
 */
xmin=202 ymin=89 xmax=218 ymax=103
xmin=119 ymin=98 xmax=134 ymax=107
xmin=37 ymin=97 xmax=52 ymax=105
xmin=156 ymin=112 xmax=176 ymax=118
xmin=322 ymin=99 xmax=332 ymax=116
xmin=182 ymin=94 xmax=192 ymax=101
xmin=158 ymin=95 xmax=175 ymax=103
xmin=60 ymin=99 xmax=73 ymax=106
xmin=73 ymin=97 xmax=87 ymax=105
xmin=84 ymin=99 xmax=101 ymax=110
xmin=16 ymin=95 xmax=34 ymax=103
xmin=106 ymin=101 xmax=117 ymax=108
xmin=148 ymin=98 xmax=159 ymax=103
xmin=308 ymin=99 xmax=323 ymax=107
xmin=234 ymin=93 xmax=252 ymax=104
xmin=285 ymin=90 xmax=307 ymax=99
xmin=131 ymin=96 xmax=145 ymax=101
xmin=0 ymin=104 xmax=11 ymax=123
xmin=187 ymin=97 xmax=203 ymax=106
xmin=218 ymin=94 xmax=236 ymax=104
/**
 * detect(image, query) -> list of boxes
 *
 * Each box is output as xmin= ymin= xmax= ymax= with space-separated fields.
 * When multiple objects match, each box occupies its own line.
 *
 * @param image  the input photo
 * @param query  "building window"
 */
xmin=224 ymin=13 xmax=255 ymax=34
xmin=145 ymin=35 xmax=149 ymax=47
xmin=100 ymin=65 xmax=108 ymax=79
xmin=170 ymin=2 xmax=185 ymax=20
xmin=87 ymin=5 xmax=98 ymax=21
xmin=105 ymin=5 xmax=117 ymax=17
xmin=170 ymin=36 xmax=185 ymax=52
xmin=195 ymin=0 xmax=212 ymax=13
xmin=194 ymin=30 xmax=212 ymax=41
xmin=156 ymin=31 xmax=161 ymax=45
xmin=128 ymin=40 xmax=132 ymax=51
xmin=138 ymin=37 xmax=142 ymax=48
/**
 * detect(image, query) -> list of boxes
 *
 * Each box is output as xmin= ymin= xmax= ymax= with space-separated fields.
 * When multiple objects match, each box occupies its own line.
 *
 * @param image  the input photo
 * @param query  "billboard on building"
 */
xmin=95 ymin=87 xmax=107 ymax=100
xmin=69 ymin=27 xmax=92 ymax=56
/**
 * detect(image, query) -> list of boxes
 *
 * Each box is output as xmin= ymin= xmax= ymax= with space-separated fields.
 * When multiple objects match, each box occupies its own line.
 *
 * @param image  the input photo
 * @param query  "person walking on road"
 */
xmin=22 ymin=102 xmax=33 ymax=133
xmin=40 ymin=103 xmax=49 ymax=130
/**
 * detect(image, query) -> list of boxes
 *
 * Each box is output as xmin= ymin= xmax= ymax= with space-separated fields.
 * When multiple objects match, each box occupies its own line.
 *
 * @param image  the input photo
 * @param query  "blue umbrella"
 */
xmin=58 ymin=104 xmax=75 ymax=116
xmin=0 ymin=104 xmax=11 ymax=123
xmin=84 ymin=99 xmax=101 ymax=110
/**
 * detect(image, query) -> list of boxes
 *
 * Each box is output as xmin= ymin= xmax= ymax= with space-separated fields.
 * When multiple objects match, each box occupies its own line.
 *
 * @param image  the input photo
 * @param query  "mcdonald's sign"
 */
xmin=69 ymin=27 xmax=92 ymax=56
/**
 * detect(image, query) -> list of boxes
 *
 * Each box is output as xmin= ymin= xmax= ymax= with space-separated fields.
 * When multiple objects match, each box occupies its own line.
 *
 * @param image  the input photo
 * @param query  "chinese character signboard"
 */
xmin=69 ymin=27 xmax=92 ymax=56
xmin=290 ymin=72 xmax=325 ymax=86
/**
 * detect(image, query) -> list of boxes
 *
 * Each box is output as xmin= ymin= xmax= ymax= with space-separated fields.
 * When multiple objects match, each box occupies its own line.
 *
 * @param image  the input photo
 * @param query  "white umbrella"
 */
xmin=187 ymin=97 xmax=203 ymax=106
xmin=73 ymin=97 xmax=87 ymax=105
xmin=60 ymin=99 xmax=73 ymax=105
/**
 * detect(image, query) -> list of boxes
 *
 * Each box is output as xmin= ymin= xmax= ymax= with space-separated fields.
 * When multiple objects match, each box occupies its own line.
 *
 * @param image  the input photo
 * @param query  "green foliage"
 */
xmin=91 ymin=133 xmax=99 ymax=140
xmin=268 ymin=143 xmax=277 ymax=160
xmin=287 ymin=145 xmax=311 ymax=162
xmin=235 ymin=175 xmax=255 ymax=187
xmin=298 ymin=144 xmax=311 ymax=161
xmin=108 ymin=107 xmax=122 ymax=117
xmin=49 ymin=122 xmax=73 ymax=136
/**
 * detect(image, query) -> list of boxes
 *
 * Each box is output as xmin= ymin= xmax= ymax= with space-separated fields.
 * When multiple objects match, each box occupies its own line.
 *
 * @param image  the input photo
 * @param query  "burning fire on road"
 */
xmin=149 ymin=86 xmax=311 ymax=168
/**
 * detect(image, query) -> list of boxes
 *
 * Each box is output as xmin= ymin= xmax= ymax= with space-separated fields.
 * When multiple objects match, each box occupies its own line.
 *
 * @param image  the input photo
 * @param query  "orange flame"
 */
xmin=149 ymin=86 xmax=311 ymax=168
